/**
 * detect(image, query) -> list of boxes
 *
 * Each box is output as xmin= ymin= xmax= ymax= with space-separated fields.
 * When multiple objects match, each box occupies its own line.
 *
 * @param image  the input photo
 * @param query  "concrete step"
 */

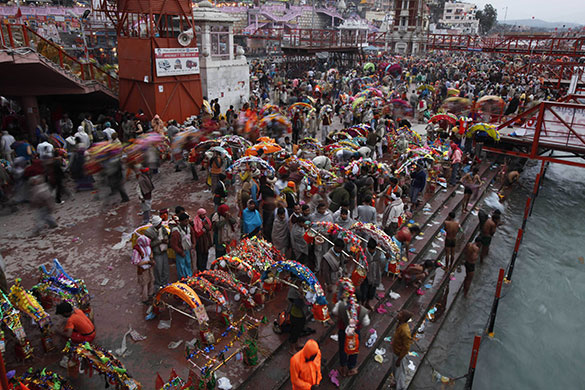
xmin=303 ymin=163 xmax=500 ymax=390
xmin=236 ymin=161 xmax=498 ymax=390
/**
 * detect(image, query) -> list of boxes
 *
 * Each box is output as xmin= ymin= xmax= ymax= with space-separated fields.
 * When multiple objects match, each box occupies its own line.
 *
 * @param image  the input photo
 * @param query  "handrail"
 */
xmin=0 ymin=23 xmax=118 ymax=94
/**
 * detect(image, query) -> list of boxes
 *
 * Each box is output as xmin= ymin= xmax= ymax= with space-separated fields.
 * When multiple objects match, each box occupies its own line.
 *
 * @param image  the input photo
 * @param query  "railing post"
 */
xmin=89 ymin=64 xmax=95 ymax=80
xmin=59 ymin=50 xmax=64 ymax=68
xmin=505 ymin=228 xmax=523 ymax=282
xmin=22 ymin=25 xmax=30 ymax=46
xmin=464 ymin=335 xmax=482 ymax=390
xmin=487 ymin=268 xmax=505 ymax=337
xmin=7 ymin=24 xmax=14 ymax=47
xmin=80 ymin=63 xmax=86 ymax=80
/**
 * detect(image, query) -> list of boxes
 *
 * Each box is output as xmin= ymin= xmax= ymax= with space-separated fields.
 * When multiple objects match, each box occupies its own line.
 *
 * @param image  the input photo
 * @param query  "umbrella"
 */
xmin=363 ymin=62 xmax=375 ymax=72
xmin=245 ymin=142 xmax=282 ymax=156
xmin=352 ymin=96 xmax=367 ymax=109
xmin=209 ymin=146 xmax=231 ymax=157
xmin=194 ymin=139 xmax=220 ymax=152
xmin=288 ymin=102 xmax=315 ymax=114
xmin=218 ymin=135 xmax=252 ymax=149
xmin=259 ymin=104 xmax=280 ymax=117
xmin=477 ymin=95 xmax=505 ymax=115
xmin=417 ymin=84 xmax=435 ymax=92
xmin=441 ymin=97 xmax=471 ymax=114
xmin=228 ymin=155 xmax=275 ymax=174
xmin=429 ymin=113 xmax=458 ymax=125
xmin=386 ymin=64 xmax=402 ymax=76
xmin=447 ymin=88 xmax=460 ymax=97
xmin=258 ymin=114 xmax=292 ymax=134
xmin=467 ymin=123 xmax=500 ymax=141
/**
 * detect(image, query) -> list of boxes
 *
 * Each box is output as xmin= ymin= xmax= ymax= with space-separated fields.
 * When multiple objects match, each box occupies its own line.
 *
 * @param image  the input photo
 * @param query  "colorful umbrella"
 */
xmin=429 ymin=113 xmax=458 ymax=125
xmin=477 ymin=95 xmax=505 ymax=115
xmin=363 ymin=62 xmax=375 ymax=72
xmin=447 ymin=88 xmax=460 ymax=97
xmin=386 ymin=63 xmax=402 ymax=76
xmin=245 ymin=142 xmax=282 ymax=156
xmin=417 ymin=84 xmax=435 ymax=92
xmin=258 ymin=114 xmax=292 ymax=134
xmin=288 ymin=102 xmax=315 ymax=114
xmin=466 ymin=123 xmax=501 ymax=141
xmin=441 ymin=97 xmax=471 ymax=114
xmin=227 ymin=155 xmax=275 ymax=174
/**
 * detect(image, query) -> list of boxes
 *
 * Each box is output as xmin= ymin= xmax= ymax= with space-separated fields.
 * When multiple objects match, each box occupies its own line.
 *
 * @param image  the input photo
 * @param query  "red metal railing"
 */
xmin=426 ymin=33 xmax=585 ymax=57
xmin=236 ymin=27 xmax=369 ymax=48
xmin=0 ymin=23 xmax=118 ymax=94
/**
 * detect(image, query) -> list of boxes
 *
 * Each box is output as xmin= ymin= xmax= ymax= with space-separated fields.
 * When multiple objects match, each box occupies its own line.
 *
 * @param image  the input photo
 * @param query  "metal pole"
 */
xmin=487 ymin=268 xmax=505 ymax=337
xmin=464 ymin=335 xmax=482 ymax=390
xmin=80 ymin=18 xmax=89 ymax=63
xmin=309 ymin=228 xmax=364 ymax=269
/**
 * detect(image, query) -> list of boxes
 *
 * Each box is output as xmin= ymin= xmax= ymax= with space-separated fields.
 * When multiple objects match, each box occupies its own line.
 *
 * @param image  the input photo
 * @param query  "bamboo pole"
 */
xmin=309 ymin=228 xmax=365 ymax=269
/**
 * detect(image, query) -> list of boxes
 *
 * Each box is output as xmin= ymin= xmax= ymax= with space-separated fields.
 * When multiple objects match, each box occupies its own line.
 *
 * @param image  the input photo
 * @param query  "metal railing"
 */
xmin=0 ymin=23 xmax=118 ymax=94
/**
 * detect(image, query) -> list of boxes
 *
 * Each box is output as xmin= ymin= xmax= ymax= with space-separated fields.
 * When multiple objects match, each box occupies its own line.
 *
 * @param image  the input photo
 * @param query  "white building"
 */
xmin=193 ymin=0 xmax=250 ymax=111
xmin=439 ymin=1 xmax=479 ymax=34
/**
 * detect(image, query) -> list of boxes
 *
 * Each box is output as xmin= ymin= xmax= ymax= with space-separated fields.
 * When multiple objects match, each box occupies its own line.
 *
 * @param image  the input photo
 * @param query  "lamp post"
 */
xmin=69 ymin=9 xmax=91 ymax=63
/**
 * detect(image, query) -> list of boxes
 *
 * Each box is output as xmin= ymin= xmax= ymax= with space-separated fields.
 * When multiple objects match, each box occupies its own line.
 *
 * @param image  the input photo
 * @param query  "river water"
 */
xmin=411 ymin=160 xmax=585 ymax=389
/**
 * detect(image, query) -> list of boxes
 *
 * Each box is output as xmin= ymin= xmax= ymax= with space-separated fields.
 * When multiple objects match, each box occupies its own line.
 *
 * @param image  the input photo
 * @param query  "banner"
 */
xmin=154 ymin=47 xmax=200 ymax=77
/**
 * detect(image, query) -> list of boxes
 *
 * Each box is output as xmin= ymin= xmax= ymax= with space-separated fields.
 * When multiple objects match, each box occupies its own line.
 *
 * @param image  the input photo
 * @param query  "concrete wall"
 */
xmin=200 ymin=57 xmax=249 ymax=111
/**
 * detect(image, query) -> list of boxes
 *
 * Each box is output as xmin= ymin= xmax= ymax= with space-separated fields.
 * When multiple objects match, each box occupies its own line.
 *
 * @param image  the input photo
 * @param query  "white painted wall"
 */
xmin=200 ymin=56 xmax=250 ymax=111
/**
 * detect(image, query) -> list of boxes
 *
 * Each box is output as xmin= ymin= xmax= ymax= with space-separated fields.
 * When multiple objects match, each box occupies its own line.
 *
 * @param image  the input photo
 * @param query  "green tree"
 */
xmin=475 ymin=4 xmax=498 ymax=35
xmin=428 ymin=0 xmax=446 ymax=25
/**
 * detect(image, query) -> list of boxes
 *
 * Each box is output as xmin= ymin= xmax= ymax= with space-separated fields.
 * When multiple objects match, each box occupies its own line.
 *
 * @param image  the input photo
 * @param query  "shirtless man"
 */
xmin=443 ymin=212 xmax=460 ymax=270
xmin=479 ymin=211 xmax=500 ymax=263
xmin=460 ymin=167 xmax=483 ymax=213
xmin=505 ymin=170 xmax=520 ymax=187
xmin=463 ymin=237 xmax=481 ymax=297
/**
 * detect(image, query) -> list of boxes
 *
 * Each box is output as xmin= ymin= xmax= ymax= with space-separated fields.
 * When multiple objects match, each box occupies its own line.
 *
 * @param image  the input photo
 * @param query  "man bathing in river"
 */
xmin=443 ymin=212 xmax=460 ymax=270
xmin=480 ymin=211 xmax=500 ymax=263
xmin=463 ymin=236 xmax=481 ymax=297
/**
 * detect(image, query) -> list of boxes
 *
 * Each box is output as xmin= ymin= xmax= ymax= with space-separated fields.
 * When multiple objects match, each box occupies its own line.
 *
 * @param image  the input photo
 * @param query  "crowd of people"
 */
xmin=0 ymin=51 xmax=538 ymax=389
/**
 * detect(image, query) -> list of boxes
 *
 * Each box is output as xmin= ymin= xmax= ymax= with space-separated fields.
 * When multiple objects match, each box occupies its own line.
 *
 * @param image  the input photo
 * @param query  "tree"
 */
xmin=428 ymin=0 xmax=447 ymax=25
xmin=475 ymin=4 xmax=498 ymax=35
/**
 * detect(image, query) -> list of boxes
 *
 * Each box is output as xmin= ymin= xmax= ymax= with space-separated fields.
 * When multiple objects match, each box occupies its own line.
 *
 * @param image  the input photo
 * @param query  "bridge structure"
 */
xmin=0 ymin=23 xmax=118 ymax=133
xmin=484 ymin=98 xmax=585 ymax=169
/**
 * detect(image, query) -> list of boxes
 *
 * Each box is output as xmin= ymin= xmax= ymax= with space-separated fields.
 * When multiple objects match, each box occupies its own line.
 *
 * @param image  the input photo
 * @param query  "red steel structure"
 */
xmin=93 ymin=0 xmax=202 ymax=121
xmin=426 ymin=34 xmax=585 ymax=57
xmin=0 ymin=23 xmax=117 ymax=95
xmin=484 ymin=100 xmax=585 ymax=168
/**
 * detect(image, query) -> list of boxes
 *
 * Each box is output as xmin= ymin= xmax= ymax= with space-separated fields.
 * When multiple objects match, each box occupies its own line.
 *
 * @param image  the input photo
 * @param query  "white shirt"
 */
xmin=103 ymin=127 xmax=117 ymax=141
xmin=37 ymin=141 xmax=54 ymax=159
xmin=74 ymin=130 xmax=91 ymax=149
xmin=1 ymin=133 xmax=15 ymax=153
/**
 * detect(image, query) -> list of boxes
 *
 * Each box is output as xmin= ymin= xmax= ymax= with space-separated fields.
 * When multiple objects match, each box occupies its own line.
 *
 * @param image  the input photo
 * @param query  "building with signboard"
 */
xmin=193 ymin=0 xmax=249 ymax=112
xmin=439 ymin=1 xmax=478 ymax=34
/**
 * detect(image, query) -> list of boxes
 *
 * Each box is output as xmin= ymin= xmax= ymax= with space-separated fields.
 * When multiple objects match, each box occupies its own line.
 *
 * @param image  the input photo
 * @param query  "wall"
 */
xmin=200 ymin=57 xmax=249 ymax=111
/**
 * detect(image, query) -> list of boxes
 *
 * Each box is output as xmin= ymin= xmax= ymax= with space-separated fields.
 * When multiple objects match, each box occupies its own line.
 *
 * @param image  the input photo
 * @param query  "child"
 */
xmin=132 ymin=235 xmax=155 ymax=304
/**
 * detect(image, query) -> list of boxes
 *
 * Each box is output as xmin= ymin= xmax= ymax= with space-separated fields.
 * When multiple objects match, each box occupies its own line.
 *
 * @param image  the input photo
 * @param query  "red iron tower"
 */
xmin=95 ymin=0 xmax=203 ymax=121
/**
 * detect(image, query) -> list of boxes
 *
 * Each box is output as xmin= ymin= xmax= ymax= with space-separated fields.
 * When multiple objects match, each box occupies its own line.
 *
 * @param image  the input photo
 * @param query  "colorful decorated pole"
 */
xmin=308 ymin=228 xmax=364 ymax=269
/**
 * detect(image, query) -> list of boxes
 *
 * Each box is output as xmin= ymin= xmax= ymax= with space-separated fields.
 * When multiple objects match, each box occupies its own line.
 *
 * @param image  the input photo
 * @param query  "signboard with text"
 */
xmin=154 ymin=47 xmax=199 ymax=77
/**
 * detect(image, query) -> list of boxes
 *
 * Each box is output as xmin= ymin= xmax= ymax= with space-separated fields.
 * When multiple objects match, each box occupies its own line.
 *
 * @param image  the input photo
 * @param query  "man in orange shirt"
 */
xmin=56 ymin=302 xmax=96 ymax=343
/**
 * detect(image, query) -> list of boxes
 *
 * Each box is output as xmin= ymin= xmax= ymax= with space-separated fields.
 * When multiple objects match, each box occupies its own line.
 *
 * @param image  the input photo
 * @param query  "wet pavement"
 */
xmin=1 ymin=162 xmax=228 ymax=388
